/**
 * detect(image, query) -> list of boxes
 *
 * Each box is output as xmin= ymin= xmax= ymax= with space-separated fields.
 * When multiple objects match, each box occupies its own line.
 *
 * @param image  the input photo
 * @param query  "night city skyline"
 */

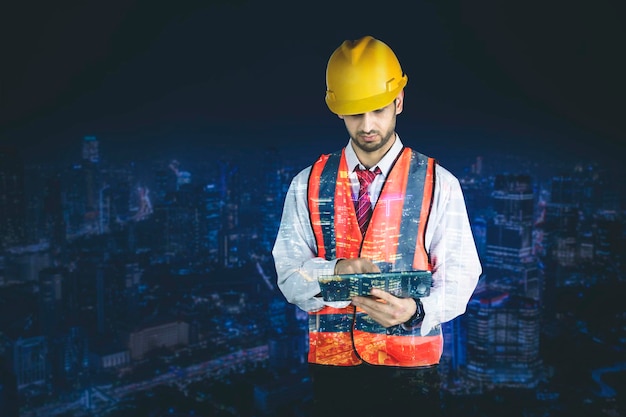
xmin=1 ymin=131 xmax=625 ymax=416
xmin=1 ymin=1 xmax=625 ymax=416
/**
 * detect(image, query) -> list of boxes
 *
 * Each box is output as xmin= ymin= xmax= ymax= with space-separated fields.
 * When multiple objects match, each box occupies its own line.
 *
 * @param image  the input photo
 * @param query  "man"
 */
xmin=272 ymin=35 xmax=481 ymax=416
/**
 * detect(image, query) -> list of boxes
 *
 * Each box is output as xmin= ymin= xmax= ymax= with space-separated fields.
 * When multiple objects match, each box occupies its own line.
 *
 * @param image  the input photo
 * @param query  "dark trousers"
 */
xmin=309 ymin=363 xmax=442 ymax=417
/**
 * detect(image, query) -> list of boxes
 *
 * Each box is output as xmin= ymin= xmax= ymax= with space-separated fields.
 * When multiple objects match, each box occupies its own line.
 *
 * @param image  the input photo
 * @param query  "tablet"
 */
xmin=318 ymin=270 xmax=432 ymax=302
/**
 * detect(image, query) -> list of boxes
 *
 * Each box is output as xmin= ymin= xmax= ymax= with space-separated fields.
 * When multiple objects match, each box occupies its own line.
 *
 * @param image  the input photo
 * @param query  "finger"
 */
xmin=356 ymin=296 xmax=391 ymax=315
xmin=369 ymin=288 xmax=396 ymax=303
xmin=352 ymin=295 xmax=374 ymax=307
xmin=352 ymin=296 xmax=382 ymax=312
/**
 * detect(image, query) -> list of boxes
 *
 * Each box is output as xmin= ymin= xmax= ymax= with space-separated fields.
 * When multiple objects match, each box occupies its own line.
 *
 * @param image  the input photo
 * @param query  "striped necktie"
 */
xmin=355 ymin=166 xmax=381 ymax=236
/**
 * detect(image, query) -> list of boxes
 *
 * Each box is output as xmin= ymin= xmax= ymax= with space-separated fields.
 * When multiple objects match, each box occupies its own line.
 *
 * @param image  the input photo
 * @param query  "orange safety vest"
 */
xmin=307 ymin=147 xmax=443 ymax=367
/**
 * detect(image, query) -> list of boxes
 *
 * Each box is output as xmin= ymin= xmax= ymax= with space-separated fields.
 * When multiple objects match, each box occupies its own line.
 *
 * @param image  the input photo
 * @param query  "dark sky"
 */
xmin=2 ymin=0 xmax=625 ymax=167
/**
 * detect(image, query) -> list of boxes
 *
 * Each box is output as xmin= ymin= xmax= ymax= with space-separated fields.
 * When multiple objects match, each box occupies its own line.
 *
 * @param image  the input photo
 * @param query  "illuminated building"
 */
xmin=471 ymin=216 xmax=487 ymax=260
xmin=203 ymin=183 xmax=222 ymax=262
xmin=128 ymin=321 xmax=189 ymax=360
xmin=152 ymin=166 xmax=173 ymax=205
xmin=466 ymin=291 xmax=541 ymax=388
xmin=4 ymin=243 xmax=51 ymax=282
xmin=13 ymin=336 xmax=49 ymax=389
xmin=259 ymin=148 xmax=283 ymax=252
xmin=82 ymin=136 xmax=99 ymax=164
xmin=220 ymin=229 xmax=255 ymax=268
xmin=56 ymin=136 xmax=104 ymax=237
xmin=63 ymin=158 xmax=103 ymax=237
xmin=484 ymin=174 xmax=541 ymax=300
xmin=439 ymin=317 xmax=467 ymax=388
xmin=542 ymin=167 xmax=623 ymax=296
xmin=57 ymin=326 xmax=90 ymax=388
xmin=41 ymin=173 xmax=66 ymax=248
xmin=83 ymin=160 xmax=100 ymax=233
xmin=149 ymin=179 xmax=224 ymax=259
xmin=216 ymin=160 xmax=247 ymax=267
xmin=256 ymin=297 xmax=310 ymax=416
xmin=96 ymin=263 xmax=115 ymax=336
xmin=124 ymin=262 xmax=143 ymax=321
xmin=91 ymin=346 xmax=130 ymax=371
xmin=63 ymin=164 xmax=88 ymax=237
xmin=466 ymin=174 xmax=543 ymax=389
xmin=544 ymin=176 xmax=579 ymax=268
xmin=164 ymin=182 xmax=204 ymax=256
xmin=38 ymin=267 xmax=65 ymax=338
xmin=82 ymin=138 xmax=101 ymax=229
xmin=592 ymin=210 xmax=622 ymax=264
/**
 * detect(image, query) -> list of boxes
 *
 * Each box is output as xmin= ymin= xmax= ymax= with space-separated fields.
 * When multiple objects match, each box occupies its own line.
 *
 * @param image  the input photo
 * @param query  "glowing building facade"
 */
xmin=466 ymin=291 xmax=541 ymax=388
xmin=466 ymin=174 xmax=543 ymax=388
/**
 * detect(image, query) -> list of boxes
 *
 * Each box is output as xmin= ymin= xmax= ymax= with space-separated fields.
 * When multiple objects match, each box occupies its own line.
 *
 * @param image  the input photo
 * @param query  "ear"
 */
xmin=337 ymin=114 xmax=345 ymax=120
xmin=395 ymin=90 xmax=404 ymax=115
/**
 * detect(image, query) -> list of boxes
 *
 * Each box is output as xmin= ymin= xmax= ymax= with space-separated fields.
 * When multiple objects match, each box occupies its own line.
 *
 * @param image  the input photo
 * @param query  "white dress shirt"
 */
xmin=272 ymin=135 xmax=482 ymax=336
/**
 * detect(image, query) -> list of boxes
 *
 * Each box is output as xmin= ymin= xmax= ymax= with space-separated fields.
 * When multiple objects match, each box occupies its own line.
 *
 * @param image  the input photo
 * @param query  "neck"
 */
xmin=356 ymin=154 xmax=382 ymax=170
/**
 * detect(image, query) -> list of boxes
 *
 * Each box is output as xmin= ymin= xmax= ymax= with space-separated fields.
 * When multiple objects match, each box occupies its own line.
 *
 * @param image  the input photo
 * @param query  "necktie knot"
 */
xmin=356 ymin=166 xmax=381 ymax=190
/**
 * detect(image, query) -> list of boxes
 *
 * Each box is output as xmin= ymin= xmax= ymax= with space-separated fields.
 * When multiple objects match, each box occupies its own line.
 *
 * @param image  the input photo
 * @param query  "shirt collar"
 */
xmin=345 ymin=134 xmax=404 ymax=177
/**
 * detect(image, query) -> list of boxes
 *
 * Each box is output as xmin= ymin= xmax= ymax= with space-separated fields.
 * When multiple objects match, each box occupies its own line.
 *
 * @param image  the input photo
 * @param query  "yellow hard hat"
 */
xmin=325 ymin=35 xmax=408 ymax=115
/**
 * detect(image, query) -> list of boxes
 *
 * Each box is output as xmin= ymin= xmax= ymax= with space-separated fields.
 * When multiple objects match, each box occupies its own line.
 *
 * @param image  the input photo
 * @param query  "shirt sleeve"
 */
xmin=272 ymin=167 xmax=350 ymax=312
xmin=419 ymin=165 xmax=482 ymax=336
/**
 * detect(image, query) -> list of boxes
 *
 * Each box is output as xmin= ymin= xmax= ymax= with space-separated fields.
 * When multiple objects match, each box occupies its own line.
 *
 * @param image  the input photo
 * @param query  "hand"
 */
xmin=351 ymin=289 xmax=417 ymax=328
xmin=334 ymin=258 xmax=381 ymax=274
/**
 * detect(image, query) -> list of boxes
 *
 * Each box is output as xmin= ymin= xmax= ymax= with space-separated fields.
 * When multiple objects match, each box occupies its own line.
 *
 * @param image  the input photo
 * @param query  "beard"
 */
xmin=350 ymin=124 xmax=396 ymax=154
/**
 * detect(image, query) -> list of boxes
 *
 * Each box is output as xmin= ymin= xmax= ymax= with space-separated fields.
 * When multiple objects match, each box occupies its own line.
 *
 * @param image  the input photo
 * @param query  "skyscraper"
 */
xmin=259 ymin=148 xmax=283 ymax=253
xmin=484 ymin=174 xmax=542 ymax=300
xmin=82 ymin=136 xmax=100 ymax=164
xmin=38 ymin=267 xmax=66 ymax=338
xmin=466 ymin=174 xmax=543 ymax=388
xmin=466 ymin=291 xmax=542 ymax=388
xmin=13 ymin=336 xmax=48 ymax=389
